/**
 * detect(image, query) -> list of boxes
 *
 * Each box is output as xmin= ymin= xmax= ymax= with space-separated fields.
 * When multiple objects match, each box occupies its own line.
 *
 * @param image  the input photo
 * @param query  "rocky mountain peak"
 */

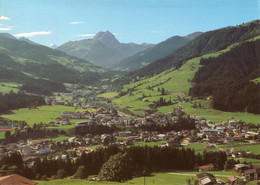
xmin=93 ymin=31 xmax=120 ymax=46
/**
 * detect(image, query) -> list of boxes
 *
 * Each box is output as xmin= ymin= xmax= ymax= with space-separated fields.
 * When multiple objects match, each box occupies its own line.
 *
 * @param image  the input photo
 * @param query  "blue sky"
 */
xmin=0 ymin=0 xmax=259 ymax=46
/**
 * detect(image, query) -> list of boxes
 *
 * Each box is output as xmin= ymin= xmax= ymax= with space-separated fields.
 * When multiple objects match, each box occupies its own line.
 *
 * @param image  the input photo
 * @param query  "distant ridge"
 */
xmin=0 ymin=33 xmax=115 ymax=95
xmin=113 ymin=32 xmax=203 ymax=71
xmin=0 ymin=33 xmax=17 ymax=40
xmin=117 ymin=20 xmax=260 ymax=84
xmin=57 ymin=31 xmax=153 ymax=68
xmin=19 ymin=37 xmax=40 ymax=45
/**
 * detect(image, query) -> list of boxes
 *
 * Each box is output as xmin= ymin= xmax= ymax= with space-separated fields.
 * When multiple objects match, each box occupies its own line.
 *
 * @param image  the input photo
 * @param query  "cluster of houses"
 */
xmin=196 ymin=163 xmax=260 ymax=184
xmin=0 ymin=101 xmax=260 ymax=184
xmin=0 ymin=139 xmax=51 ymax=167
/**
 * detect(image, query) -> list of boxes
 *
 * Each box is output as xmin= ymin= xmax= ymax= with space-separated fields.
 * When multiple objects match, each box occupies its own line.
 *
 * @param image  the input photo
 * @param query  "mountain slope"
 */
xmin=113 ymin=32 xmax=202 ymax=71
xmin=111 ymin=34 xmax=260 ymax=120
xmin=57 ymin=31 xmax=153 ymax=68
xmin=19 ymin=37 xmax=40 ymax=45
xmin=120 ymin=20 xmax=260 ymax=83
xmin=0 ymin=34 xmax=115 ymax=95
xmin=190 ymin=39 xmax=260 ymax=113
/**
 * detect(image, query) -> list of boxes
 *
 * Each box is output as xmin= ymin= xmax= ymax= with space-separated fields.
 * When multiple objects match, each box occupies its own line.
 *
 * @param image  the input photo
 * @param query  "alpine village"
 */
xmin=0 ymin=1 xmax=259 ymax=185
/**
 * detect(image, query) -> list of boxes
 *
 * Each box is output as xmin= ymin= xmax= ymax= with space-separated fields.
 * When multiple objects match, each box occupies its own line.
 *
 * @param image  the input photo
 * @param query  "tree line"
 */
xmin=0 ymin=91 xmax=45 ymax=113
xmin=113 ymin=21 xmax=260 ymax=87
xmin=0 ymin=145 xmax=229 ymax=182
xmin=190 ymin=40 xmax=260 ymax=114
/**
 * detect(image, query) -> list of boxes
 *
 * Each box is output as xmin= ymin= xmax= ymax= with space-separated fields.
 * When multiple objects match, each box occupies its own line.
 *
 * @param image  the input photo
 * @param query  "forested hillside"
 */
xmin=0 ymin=91 xmax=45 ymax=113
xmin=190 ymin=39 xmax=260 ymax=114
xmin=0 ymin=34 xmax=116 ymax=95
xmin=118 ymin=20 xmax=260 ymax=85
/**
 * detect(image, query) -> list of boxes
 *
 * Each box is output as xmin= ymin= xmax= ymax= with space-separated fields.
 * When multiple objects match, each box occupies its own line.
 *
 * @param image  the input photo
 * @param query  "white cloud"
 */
xmin=0 ymin=27 xmax=11 ymax=31
xmin=0 ymin=15 xmax=10 ymax=20
xmin=14 ymin=31 xmax=52 ymax=37
xmin=76 ymin=33 xmax=95 ymax=37
xmin=70 ymin=21 xmax=84 ymax=24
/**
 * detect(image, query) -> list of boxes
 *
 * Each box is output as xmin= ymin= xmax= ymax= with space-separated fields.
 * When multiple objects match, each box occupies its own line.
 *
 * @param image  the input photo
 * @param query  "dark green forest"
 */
xmin=116 ymin=20 xmax=260 ymax=87
xmin=190 ymin=40 xmax=260 ymax=113
xmin=0 ymin=145 xmax=228 ymax=182
xmin=0 ymin=91 xmax=45 ymax=113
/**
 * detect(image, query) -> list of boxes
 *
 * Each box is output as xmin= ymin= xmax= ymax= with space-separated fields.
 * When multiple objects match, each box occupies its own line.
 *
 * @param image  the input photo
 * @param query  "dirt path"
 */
xmin=168 ymin=172 xmax=231 ymax=178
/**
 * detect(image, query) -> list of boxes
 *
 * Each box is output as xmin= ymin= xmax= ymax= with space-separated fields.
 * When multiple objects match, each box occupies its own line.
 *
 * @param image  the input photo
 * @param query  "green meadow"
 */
xmin=0 ymin=82 xmax=20 ymax=93
xmin=184 ymin=143 xmax=206 ymax=150
xmin=180 ymin=101 xmax=260 ymax=124
xmin=225 ymin=144 xmax=260 ymax=155
xmin=97 ymin=92 xmax=119 ymax=99
xmin=36 ymin=170 xmax=238 ymax=185
xmin=33 ymin=135 xmax=71 ymax=142
xmin=133 ymin=140 xmax=167 ymax=147
xmin=252 ymin=77 xmax=260 ymax=84
xmin=238 ymin=158 xmax=260 ymax=164
xmin=1 ymin=105 xmax=88 ymax=126
xmin=112 ymin=42 xmax=260 ymax=124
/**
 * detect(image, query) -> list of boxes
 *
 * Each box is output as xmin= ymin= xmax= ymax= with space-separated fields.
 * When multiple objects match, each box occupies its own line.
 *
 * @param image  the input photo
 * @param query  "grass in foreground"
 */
xmin=36 ymin=171 xmax=238 ymax=185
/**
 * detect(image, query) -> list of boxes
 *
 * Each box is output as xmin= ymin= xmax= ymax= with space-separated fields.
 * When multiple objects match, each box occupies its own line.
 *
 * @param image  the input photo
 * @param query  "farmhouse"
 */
xmin=118 ymin=131 xmax=133 ymax=137
xmin=197 ymin=173 xmax=217 ymax=185
xmin=198 ymin=164 xmax=214 ymax=171
xmin=61 ymin=118 xmax=70 ymax=125
xmin=244 ymin=168 xmax=260 ymax=182
xmin=228 ymin=176 xmax=238 ymax=185
xmin=75 ymin=121 xmax=88 ymax=127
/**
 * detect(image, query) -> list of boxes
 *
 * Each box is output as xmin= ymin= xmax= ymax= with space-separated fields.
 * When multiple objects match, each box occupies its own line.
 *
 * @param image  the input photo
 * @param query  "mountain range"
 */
xmin=0 ymin=33 xmax=115 ymax=95
xmin=57 ymin=31 xmax=153 ymax=68
xmin=113 ymin=32 xmax=202 ymax=71
xmin=111 ymin=20 xmax=260 ymax=115
xmin=119 ymin=20 xmax=260 ymax=83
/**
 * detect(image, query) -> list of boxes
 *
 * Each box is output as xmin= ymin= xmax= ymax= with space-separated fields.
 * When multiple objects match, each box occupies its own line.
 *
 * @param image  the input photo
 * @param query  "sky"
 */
xmin=0 ymin=0 xmax=259 ymax=47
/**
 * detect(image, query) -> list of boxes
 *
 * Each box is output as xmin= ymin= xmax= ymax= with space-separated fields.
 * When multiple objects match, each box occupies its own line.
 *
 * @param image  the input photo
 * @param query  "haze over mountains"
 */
xmin=113 ymin=32 xmax=203 ymax=71
xmin=57 ymin=31 xmax=203 ymax=70
xmin=57 ymin=31 xmax=153 ymax=68
xmin=119 ymin=20 xmax=260 ymax=83
xmin=0 ymin=33 xmax=115 ymax=95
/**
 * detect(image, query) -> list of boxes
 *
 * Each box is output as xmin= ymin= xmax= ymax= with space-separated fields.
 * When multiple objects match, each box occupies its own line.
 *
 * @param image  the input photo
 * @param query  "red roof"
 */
xmin=228 ymin=176 xmax=238 ymax=182
xmin=0 ymin=174 xmax=37 ymax=185
xmin=199 ymin=164 xmax=214 ymax=170
xmin=0 ymin=128 xmax=12 ymax=132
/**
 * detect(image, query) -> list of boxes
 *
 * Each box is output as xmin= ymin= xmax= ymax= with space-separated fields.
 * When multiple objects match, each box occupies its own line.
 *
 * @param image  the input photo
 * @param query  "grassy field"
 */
xmin=0 ymin=130 xmax=15 ymax=139
xmin=36 ymin=170 xmax=238 ymax=185
xmin=238 ymin=158 xmax=260 ymax=164
xmin=252 ymin=77 xmax=260 ymax=84
xmin=133 ymin=140 xmax=167 ymax=147
xmin=225 ymin=144 xmax=260 ymax=155
xmin=184 ymin=143 xmax=206 ymax=150
xmin=0 ymin=82 xmax=20 ymax=93
xmin=98 ymin=92 xmax=119 ymax=99
xmin=1 ymin=105 xmax=88 ymax=126
xmin=180 ymin=101 xmax=260 ymax=124
xmin=112 ymin=56 xmax=201 ymax=114
xmin=33 ymin=135 xmax=71 ymax=142
xmin=36 ymin=179 xmax=125 ymax=185
xmin=111 ymin=41 xmax=260 ymax=124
